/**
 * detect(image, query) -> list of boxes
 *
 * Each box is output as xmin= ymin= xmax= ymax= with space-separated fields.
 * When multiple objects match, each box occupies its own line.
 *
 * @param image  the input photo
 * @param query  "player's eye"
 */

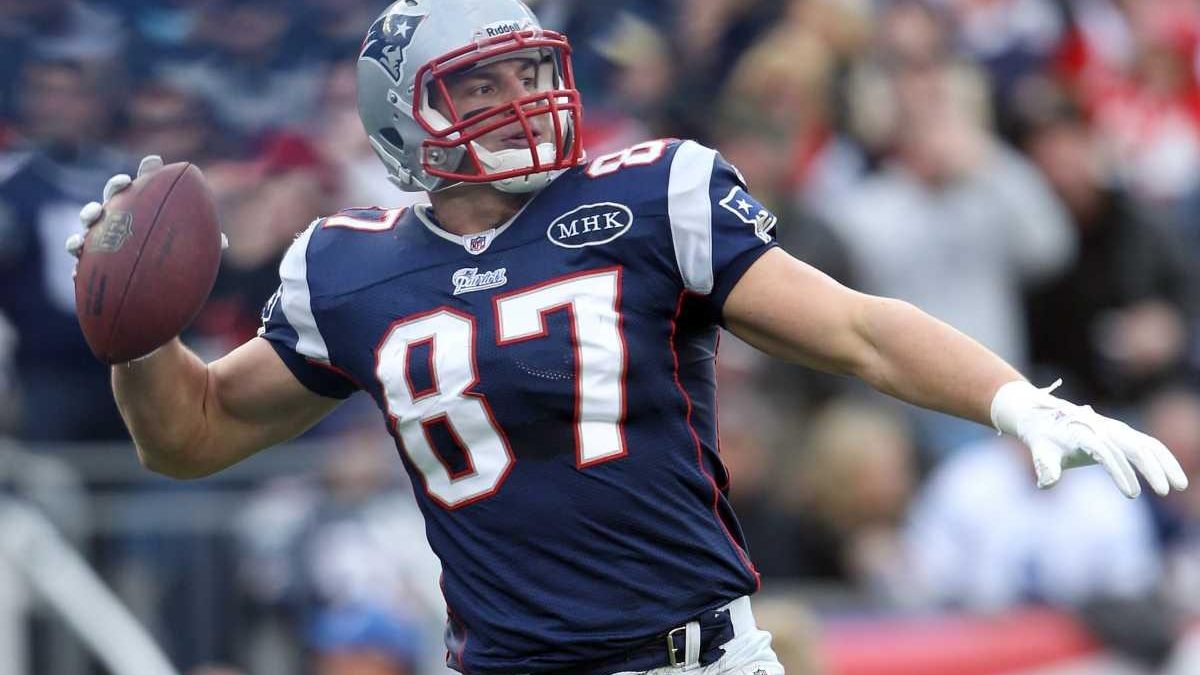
xmin=470 ymin=84 xmax=495 ymax=97
xmin=521 ymin=77 xmax=537 ymax=91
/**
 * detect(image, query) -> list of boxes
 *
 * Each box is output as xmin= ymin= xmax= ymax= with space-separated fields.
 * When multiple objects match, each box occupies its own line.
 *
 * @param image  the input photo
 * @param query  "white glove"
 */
xmin=991 ymin=380 xmax=1189 ymax=498
xmin=65 ymin=155 xmax=228 ymax=258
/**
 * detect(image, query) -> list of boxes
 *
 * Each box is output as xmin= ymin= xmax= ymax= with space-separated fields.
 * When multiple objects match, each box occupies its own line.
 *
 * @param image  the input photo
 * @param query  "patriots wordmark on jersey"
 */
xmin=259 ymin=140 xmax=779 ymax=672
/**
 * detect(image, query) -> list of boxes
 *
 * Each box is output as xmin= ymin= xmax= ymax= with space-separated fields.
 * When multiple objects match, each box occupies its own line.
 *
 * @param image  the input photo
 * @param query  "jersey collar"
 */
xmin=412 ymin=170 xmax=567 ymax=255
xmin=414 ymin=205 xmax=515 ymax=256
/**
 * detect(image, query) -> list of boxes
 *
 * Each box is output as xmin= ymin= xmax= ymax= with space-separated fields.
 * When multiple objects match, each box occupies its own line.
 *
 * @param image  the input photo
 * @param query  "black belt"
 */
xmin=544 ymin=607 xmax=736 ymax=675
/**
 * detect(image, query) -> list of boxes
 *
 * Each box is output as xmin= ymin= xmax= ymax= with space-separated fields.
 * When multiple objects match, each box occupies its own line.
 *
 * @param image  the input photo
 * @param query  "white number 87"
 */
xmin=375 ymin=269 xmax=627 ymax=509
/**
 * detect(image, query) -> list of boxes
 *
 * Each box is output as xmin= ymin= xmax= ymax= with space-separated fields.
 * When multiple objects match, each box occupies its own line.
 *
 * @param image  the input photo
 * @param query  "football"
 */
xmin=74 ymin=162 xmax=221 ymax=364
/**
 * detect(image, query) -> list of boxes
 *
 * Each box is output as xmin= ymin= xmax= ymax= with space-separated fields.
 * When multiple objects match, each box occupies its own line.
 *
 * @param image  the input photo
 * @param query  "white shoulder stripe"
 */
xmin=667 ymin=140 xmax=717 ymax=294
xmin=279 ymin=221 xmax=331 ymax=363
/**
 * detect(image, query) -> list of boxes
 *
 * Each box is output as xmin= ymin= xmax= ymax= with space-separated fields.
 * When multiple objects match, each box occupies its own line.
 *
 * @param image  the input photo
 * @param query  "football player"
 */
xmin=67 ymin=1 xmax=1187 ymax=673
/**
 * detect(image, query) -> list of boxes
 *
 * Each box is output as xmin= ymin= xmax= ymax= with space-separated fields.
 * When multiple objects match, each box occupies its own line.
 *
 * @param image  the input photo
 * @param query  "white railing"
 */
xmin=0 ymin=497 xmax=179 ymax=675
xmin=0 ymin=438 xmax=335 ymax=675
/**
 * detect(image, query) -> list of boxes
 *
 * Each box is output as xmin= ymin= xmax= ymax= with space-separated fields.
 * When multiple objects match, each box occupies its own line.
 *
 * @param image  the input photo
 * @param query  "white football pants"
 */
xmin=613 ymin=596 xmax=785 ymax=675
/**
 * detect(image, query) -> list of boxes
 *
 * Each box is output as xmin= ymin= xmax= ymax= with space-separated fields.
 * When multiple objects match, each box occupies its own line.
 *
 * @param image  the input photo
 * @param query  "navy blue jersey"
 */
xmin=260 ymin=140 xmax=778 ymax=673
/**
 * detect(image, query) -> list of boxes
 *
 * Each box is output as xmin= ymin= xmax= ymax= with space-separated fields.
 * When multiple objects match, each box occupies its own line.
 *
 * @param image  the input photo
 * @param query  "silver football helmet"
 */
xmin=356 ymin=0 xmax=584 ymax=194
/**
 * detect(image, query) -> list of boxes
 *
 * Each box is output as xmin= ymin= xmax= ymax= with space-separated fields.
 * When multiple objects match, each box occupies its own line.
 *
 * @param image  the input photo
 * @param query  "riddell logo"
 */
xmin=475 ymin=19 xmax=533 ymax=40
xmin=547 ymin=203 xmax=633 ymax=249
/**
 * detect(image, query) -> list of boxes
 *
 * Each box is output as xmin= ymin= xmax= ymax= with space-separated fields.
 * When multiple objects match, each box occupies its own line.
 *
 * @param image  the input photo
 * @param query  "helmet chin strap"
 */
xmin=472 ymin=141 xmax=559 ymax=194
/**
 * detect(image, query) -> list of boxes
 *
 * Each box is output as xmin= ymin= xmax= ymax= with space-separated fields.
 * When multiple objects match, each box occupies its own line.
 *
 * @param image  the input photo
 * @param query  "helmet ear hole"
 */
xmin=380 ymin=127 xmax=405 ymax=150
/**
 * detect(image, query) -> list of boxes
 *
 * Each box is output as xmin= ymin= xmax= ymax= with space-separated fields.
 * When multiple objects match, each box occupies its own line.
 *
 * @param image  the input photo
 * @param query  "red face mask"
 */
xmin=412 ymin=28 xmax=585 ymax=189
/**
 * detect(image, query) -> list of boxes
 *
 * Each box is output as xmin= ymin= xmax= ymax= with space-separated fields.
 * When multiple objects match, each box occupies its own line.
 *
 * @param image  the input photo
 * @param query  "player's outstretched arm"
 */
xmin=724 ymin=248 xmax=1187 ymax=498
xmin=112 ymin=336 xmax=341 ymax=479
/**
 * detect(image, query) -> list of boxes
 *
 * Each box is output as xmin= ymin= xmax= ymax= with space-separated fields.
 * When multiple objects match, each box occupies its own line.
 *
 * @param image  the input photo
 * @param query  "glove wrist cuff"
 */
xmin=990 ymin=380 xmax=1042 ymax=436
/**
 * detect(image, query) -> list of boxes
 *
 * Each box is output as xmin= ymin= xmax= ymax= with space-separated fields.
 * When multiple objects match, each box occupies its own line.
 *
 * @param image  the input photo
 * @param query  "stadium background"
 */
xmin=2 ymin=0 xmax=1200 ymax=673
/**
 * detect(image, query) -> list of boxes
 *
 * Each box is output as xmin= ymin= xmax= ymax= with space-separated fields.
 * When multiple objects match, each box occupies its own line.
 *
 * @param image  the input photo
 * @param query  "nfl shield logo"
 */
xmin=90 ymin=211 xmax=134 ymax=253
xmin=467 ymin=235 xmax=488 ymax=253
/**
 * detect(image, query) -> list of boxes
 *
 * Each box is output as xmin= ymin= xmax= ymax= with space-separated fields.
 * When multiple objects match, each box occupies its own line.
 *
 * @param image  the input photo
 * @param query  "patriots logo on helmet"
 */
xmin=360 ymin=12 xmax=428 ymax=83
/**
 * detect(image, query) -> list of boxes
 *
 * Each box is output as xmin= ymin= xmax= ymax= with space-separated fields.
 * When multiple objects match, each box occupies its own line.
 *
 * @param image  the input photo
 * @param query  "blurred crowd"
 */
xmin=1 ymin=0 xmax=1200 ymax=673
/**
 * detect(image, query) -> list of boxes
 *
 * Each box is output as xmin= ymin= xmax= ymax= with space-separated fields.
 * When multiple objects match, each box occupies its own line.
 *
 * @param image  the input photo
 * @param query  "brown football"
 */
xmin=74 ymin=162 xmax=221 ymax=364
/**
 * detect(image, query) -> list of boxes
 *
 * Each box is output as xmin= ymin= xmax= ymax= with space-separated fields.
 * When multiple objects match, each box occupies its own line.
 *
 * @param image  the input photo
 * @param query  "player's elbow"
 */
xmin=135 ymin=443 xmax=221 ymax=480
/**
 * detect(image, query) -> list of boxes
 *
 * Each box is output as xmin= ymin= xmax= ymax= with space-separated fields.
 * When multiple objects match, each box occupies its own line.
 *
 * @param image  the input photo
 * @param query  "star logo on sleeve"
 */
xmin=718 ymin=186 xmax=777 ymax=243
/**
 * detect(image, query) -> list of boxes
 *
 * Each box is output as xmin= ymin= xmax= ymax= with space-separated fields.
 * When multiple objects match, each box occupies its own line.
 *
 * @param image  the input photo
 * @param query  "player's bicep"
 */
xmin=724 ymin=247 xmax=874 ymax=374
xmin=202 ymin=337 xmax=342 ymax=468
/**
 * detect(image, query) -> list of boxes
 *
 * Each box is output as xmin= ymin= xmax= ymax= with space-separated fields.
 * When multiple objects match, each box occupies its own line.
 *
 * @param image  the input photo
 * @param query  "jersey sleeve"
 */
xmin=666 ymin=140 xmax=778 ymax=313
xmin=257 ymin=221 xmax=358 ymax=399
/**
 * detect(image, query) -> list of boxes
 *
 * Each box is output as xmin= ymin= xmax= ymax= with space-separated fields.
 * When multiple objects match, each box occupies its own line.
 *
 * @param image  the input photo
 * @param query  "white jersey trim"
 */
xmin=278 ymin=221 xmax=332 ymax=363
xmin=667 ymin=141 xmax=717 ymax=295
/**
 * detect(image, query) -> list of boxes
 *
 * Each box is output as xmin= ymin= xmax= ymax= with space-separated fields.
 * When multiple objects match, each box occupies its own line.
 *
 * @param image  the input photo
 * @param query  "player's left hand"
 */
xmin=991 ymin=380 xmax=1189 ymax=498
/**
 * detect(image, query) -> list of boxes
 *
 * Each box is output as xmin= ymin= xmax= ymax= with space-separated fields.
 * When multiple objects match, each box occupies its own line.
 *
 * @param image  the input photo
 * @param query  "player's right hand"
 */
xmin=65 ymin=156 xmax=229 ymax=260
xmin=66 ymin=155 xmax=164 ymax=259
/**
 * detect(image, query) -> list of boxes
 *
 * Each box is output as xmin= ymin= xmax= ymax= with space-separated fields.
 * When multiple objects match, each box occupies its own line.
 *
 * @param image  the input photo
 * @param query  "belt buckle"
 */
xmin=665 ymin=625 xmax=686 ymax=667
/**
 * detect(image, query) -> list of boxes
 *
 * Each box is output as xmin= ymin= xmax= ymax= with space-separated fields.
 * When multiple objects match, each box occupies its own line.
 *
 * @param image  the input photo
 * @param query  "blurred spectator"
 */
xmin=906 ymin=435 xmax=1162 ymax=610
xmin=842 ymin=0 xmax=984 ymax=161
xmin=121 ymin=0 xmax=204 ymax=69
xmin=828 ymin=2 xmax=1076 ymax=452
xmin=121 ymin=80 xmax=227 ymax=166
xmin=752 ymin=400 xmax=918 ymax=604
xmin=783 ymin=0 xmax=873 ymax=59
xmin=586 ymin=11 xmax=667 ymax=153
xmin=237 ymin=426 xmax=445 ymax=675
xmin=156 ymin=0 xmax=326 ymax=142
xmin=528 ymin=0 xmax=673 ymax=109
xmin=671 ymin=0 xmax=786 ymax=140
xmin=716 ymin=22 xmax=865 ymax=206
xmin=942 ymin=0 xmax=1066 ymax=121
xmin=296 ymin=0 xmax=385 ymax=65
xmin=0 ymin=57 xmax=129 ymax=442
xmin=1080 ymin=0 xmax=1200 ymax=209
xmin=711 ymin=13 xmax=859 ymax=283
xmin=0 ymin=0 xmax=125 ymax=118
xmin=1022 ymin=95 xmax=1200 ymax=406
xmin=1142 ymin=387 xmax=1200 ymax=614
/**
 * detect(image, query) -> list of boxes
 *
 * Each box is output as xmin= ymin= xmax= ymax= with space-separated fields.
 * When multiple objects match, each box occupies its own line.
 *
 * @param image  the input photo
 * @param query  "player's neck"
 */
xmin=427 ymin=184 xmax=533 ymax=236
